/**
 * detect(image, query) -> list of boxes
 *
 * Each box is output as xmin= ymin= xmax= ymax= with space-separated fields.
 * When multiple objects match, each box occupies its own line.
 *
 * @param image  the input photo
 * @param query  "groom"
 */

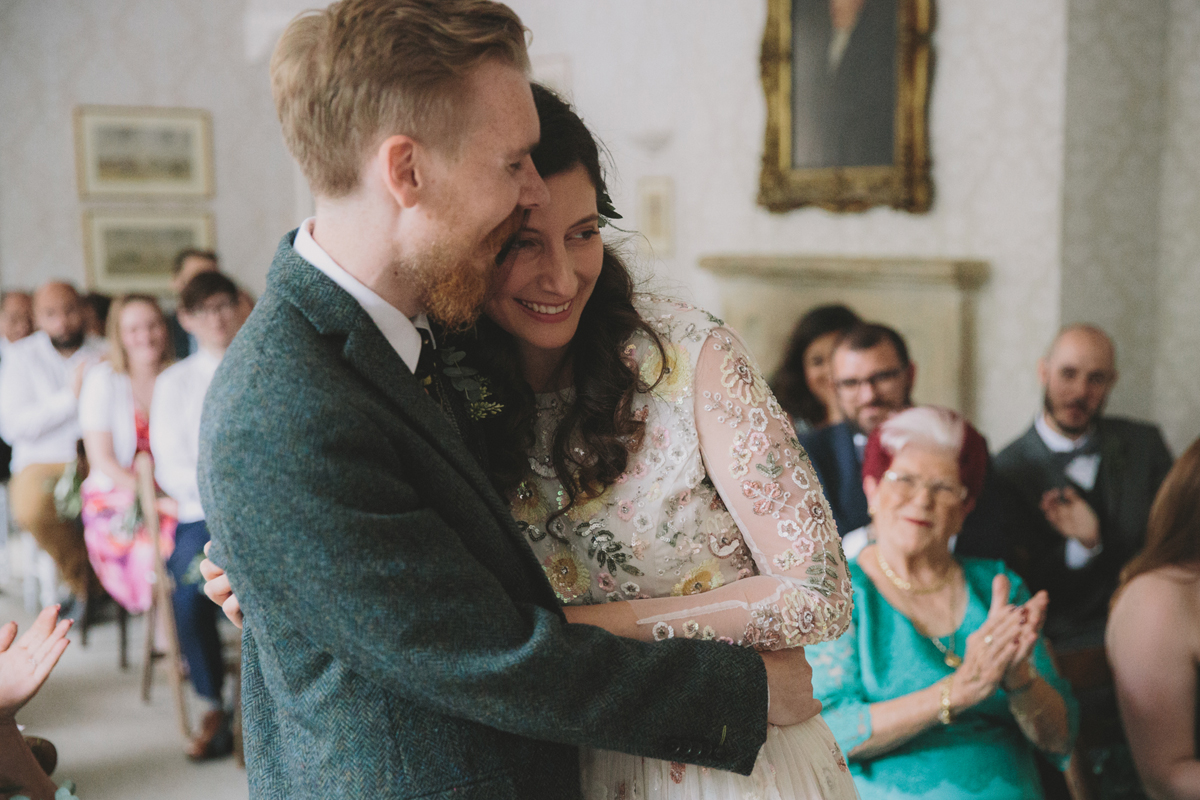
xmin=201 ymin=2 xmax=819 ymax=797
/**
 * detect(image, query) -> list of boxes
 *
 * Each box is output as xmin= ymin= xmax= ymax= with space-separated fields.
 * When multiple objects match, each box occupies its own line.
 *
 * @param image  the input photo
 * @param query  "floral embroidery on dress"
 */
xmin=542 ymin=550 xmax=591 ymax=602
xmin=515 ymin=295 xmax=852 ymax=655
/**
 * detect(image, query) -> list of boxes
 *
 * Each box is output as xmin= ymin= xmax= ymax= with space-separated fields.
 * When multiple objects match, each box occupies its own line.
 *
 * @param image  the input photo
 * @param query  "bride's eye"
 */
xmin=570 ymin=227 xmax=600 ymax=242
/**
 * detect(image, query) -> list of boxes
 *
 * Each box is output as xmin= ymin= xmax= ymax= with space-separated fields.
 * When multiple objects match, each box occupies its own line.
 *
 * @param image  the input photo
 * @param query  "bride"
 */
xmin=207 ymin=85 xmax=858 ymax=800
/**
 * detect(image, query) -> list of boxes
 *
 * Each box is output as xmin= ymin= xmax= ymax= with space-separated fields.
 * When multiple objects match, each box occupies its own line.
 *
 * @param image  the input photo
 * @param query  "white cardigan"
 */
xmin=78 ymin=362 xmax=138 ymax=494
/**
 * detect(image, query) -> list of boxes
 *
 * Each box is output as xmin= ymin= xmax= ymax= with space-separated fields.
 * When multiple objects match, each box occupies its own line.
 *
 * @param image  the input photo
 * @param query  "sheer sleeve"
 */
xmin=611 ymin=327 xmax=853 ymax=649
xmin=809 ymin=616 xmax=873 ymax=754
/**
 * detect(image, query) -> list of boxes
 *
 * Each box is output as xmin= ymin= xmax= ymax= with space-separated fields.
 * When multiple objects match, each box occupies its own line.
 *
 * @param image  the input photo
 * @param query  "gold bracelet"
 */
xmin=938 ymin=676 xmax=954 ymax=725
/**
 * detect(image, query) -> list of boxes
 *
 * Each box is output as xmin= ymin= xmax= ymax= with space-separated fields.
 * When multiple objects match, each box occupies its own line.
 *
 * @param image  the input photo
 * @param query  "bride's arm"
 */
xmin=563 ymin=328 xmax=853 ymax=649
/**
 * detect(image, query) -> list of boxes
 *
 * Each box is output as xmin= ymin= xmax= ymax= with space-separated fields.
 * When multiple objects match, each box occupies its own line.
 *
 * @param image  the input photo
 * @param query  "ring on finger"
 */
xmin=983 ymin=634 xmax=994 ymax=645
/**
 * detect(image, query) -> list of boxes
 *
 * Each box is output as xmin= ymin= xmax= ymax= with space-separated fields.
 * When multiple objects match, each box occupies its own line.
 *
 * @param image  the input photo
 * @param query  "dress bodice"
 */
xmin=513 ymin=296 xmax=853 ymax=649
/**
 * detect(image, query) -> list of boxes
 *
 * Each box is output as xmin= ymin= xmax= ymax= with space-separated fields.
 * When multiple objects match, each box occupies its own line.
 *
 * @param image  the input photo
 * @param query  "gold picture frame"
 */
xmin=758 ymin=0 xmax=934 ymax=213
xmin=82 ymin=209 xmax=215 ymax=294
xmin=74 ymin=105 xmax=214 ymax=199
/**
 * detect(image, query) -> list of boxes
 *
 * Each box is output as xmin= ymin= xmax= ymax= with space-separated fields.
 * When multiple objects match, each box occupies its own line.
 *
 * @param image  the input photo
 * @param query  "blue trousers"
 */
xmin=166 ymin=520 xmax=224 ymax=703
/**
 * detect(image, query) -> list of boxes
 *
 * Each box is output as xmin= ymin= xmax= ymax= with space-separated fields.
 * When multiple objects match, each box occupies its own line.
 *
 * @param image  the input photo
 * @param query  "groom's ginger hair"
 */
xmin=271 ymin=0 xmax=529 ymax=198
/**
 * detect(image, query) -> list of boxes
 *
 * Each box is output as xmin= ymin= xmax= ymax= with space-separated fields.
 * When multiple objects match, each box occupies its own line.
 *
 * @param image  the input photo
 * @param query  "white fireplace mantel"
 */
xmin=698 ymin=255 xmax=990 ymax=418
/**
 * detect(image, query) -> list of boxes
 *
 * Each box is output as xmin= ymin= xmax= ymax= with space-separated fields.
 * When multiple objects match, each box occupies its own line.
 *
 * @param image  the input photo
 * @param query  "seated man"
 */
xmin=0 ymin=282 xmax=106 ymax=606
xmin=995 ymin=324 xmax=1172 ymax=650
xmin=800 ymin=321 xmax=1029 ymax=562
xmin=150 ymin=271 xmax=245 ymax=760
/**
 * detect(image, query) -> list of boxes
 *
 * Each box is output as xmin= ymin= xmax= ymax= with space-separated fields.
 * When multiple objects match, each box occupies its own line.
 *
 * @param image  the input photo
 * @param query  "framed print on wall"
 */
xmin=74 ymin=105 xmax=214 ymax=199
xmin=83 ymin=210 xmax=215 ymax=294
xmin=758 ymin=0 xmax=934 ymax=213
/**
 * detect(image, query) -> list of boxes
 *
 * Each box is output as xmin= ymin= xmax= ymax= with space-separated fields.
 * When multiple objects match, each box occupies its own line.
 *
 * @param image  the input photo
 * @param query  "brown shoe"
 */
xmin=24 ymin=735 xmax=57 ymax=776
xmin=185 ymin=709 xmax=233 ymax=760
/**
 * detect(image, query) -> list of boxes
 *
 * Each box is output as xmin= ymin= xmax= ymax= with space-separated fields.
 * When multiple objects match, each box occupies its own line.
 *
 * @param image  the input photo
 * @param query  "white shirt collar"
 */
xmin=1034 ymin=412 xmax=1094 ymax=453
xmin=293 ymin=217 xmax=428 ymax=373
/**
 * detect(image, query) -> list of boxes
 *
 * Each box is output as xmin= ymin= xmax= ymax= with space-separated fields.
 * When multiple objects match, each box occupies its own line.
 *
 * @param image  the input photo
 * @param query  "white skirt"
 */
xmin=581 ymin=714 xmax=859 ymax=800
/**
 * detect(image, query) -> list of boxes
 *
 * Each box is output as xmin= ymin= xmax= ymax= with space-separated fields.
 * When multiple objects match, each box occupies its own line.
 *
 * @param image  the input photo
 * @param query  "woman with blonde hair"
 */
xmin=78 ymin=294 xmax=177 ymax=614
xmin=1107 ymin=438 xmax=1200 ymax=799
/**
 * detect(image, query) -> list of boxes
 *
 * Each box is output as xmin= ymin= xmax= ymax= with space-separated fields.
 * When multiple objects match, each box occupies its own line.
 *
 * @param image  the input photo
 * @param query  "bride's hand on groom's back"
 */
xmin=200 ymin=543 xmax=243 ymax=630
xmin=761 ymin=647 xmax=823 ymax=727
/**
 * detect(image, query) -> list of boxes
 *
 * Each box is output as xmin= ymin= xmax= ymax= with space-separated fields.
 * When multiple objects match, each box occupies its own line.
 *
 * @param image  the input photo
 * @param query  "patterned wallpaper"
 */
xmin=1154 ymin=0 xmax=1200 ymax=454
xmin=0 ymin=0 xmax=295 ymax=297
xmin=1061 ymin=0 xmax=1168 ymax=423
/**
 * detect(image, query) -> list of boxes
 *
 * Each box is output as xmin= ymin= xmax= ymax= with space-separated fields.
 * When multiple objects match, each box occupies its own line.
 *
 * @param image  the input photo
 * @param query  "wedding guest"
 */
xmin=0 ymin=291 xmax=34 ymax=353
xmin=995 ymin=324 xmax=1173 ymax=649
xmin=0 ymin=290 xmax=34 ymax=480
xmin=809 ymin=406 xmax=1078 ymax=799
xmin=0 ymin=605 xmax=73 ymax=800
xmin=800 ymin=322 xmax=1026 ymax=562
xmin=166 ymin=249 xmax=219 ymax=359
xmin=79 ymin=292 xmax=111 ymax=340
xmin=1107 ymin=437 xmax=1200 ymax=800
xmin=79 ymin=295 xmax=178 ymax=614
xmin=771 ymin=303 xmax=860 ymax=432
xmin=150 ymin=271 xmax=243 ymax=760
xmin=0 ymin=282 xmax=106 ymax=606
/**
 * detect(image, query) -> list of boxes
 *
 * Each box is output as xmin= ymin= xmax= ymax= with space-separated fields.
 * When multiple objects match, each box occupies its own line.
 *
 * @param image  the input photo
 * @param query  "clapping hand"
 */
xmin=1040 ymin=487 xmax=1100 ymax=548
xmin=0 ymin=606 xmax=72 ymax=722
xmin=950 ymin=575 xmax=1046 ymax=711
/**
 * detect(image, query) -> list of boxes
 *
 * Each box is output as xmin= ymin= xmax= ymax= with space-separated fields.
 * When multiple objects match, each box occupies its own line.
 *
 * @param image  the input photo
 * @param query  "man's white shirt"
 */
xmin=1034 ymin=413 xmax=1103 ymax=569
xmin=0 ymin=331 xmax=107 ymax=472
xmin=150 ymin=349 xmax=222 ymax=524
xmin=293 ymin=217 xmax=430 ymax=372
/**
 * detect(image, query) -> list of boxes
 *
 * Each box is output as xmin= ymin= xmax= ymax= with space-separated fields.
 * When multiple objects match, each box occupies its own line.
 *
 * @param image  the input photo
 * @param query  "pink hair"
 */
xmin=861 ymin=406 xmax=989 ymax=505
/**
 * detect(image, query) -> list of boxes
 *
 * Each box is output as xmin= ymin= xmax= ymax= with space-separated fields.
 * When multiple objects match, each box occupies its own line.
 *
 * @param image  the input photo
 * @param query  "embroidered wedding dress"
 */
xmin=514 ymin=297 xmax=858 ymax=800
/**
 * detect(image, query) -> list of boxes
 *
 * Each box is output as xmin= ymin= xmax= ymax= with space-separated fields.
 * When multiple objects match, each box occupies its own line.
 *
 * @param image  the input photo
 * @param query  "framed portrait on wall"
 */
xmin=758 ymin=0 xmax=934 ymax=213
xmin=82 ymin=209 xmax=215 ymax=294
xmin=74 ymin=105 xmax=214 ymax=199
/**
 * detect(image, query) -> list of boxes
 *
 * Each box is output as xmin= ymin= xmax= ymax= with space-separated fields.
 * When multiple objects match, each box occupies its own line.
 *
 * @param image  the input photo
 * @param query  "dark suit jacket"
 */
xmin=800 ymin=421 xmax=1025 ymax=564
xmin=200 ymin=234 xmax=769 ymax=800
xmin=995 ymin=417 xmax=1173 ymax=648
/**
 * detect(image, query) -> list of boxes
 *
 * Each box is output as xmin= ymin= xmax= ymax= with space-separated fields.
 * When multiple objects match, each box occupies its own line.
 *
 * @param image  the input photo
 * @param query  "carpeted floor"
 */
xmin=1 ymin=579 xmax=250 ymax=800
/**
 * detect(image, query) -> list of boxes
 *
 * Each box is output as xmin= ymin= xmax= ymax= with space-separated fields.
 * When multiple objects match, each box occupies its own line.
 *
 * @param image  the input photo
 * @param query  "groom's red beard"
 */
xmin=417 ymin=206 xmax=527 ymax=332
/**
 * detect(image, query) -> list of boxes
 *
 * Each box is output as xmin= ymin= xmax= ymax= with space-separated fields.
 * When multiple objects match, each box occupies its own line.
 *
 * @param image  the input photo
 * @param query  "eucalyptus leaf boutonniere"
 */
xmin=439 ymin=347 xmax=503 ymax=421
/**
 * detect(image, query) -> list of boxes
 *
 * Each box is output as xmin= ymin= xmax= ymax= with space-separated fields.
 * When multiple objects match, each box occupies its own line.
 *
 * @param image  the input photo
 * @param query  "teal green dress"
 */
xmin=809 ymin=557 xmax=1080 ymax=800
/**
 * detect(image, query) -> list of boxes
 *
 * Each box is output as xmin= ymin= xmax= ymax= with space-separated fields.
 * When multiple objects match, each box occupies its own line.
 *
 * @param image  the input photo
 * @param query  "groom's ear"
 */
xmin=377 ymin=134 xmax=422 ymax=209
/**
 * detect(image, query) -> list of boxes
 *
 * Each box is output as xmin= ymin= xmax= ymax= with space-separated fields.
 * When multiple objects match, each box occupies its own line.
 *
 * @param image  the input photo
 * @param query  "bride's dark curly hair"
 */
xmin=465 ymin=84 xmax=665 ymax=514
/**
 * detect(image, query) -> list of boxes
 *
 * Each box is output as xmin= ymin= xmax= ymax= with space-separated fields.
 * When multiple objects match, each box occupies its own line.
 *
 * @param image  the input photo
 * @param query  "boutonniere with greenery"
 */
xmin=438 ymin=347 xmax=503 ymax=421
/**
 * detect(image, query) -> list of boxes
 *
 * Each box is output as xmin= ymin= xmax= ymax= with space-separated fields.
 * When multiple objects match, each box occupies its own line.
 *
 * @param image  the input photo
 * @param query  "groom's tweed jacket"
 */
xmin=200 ymin=233 xmax=770 ymax=799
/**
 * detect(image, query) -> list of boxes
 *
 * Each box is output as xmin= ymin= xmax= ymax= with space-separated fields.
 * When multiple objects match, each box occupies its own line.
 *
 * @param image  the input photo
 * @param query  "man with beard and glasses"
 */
xmin=800 ymin=321 xmax=1029 ymax=564
xmin=996 ymin=325 xmax=1172 ymax=649
xmin=196 ymin=1 xmax=817 ymax=797
xmin=0 ymin=282 xmax=106 ymax=607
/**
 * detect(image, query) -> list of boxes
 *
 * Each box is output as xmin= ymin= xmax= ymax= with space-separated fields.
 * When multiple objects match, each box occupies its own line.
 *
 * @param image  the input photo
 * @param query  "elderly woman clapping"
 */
xmin=808 ymin=406 xmax=1079 ymax=800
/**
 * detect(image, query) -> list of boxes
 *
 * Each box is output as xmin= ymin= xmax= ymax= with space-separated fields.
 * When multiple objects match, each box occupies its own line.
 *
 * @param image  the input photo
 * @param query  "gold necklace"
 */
xmin=875 ymin=549 xmax=953 ymax=595
xmin=875 ymin=549 xmax=962 ymax=668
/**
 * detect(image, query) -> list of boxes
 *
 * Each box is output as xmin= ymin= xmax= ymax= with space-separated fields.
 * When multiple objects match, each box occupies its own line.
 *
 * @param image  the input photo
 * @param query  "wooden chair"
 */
xmin=133 ymin=452 xmax=192 ymax=740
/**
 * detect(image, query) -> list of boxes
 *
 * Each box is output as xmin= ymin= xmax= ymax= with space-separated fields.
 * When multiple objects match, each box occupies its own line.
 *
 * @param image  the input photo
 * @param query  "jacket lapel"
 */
xmin=266 ymin=235 xmax=550 ymax=590
xmin=834 ymin=423 xmax=869 ymax=526
xmin=1096 ymin=420 xmax=1126 ymax=534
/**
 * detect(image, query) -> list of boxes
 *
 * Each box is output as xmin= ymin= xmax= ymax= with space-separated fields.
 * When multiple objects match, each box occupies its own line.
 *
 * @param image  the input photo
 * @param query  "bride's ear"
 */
xmin=376 ymin=134 xmax=422 ymax=209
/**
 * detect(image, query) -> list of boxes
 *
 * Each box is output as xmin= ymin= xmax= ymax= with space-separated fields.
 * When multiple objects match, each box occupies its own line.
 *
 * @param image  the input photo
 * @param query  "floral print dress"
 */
xmin=514 ymin=296 xmax=858 ymax=800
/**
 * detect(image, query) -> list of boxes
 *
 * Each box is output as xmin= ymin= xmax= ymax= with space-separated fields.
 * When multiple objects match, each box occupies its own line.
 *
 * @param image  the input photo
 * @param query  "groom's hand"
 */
xmin=200 ymin=543 xmax=243 ymax=630
xmin=761 ymin=647 xmax=823 ymax=727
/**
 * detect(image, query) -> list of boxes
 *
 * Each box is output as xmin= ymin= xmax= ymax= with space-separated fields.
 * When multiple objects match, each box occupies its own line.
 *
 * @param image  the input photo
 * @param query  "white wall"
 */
xmin=0 ymin=0 xmax=295 ymax=297
xmin=507 ymin=0 xmax=1070 ymax=447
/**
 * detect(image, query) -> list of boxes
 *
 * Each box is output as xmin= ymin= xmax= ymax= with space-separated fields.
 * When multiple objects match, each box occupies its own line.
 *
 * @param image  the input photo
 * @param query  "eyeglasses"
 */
xmin=882 ymin=470 xmax=967 ymax=505
xmin=193 ymin=298 xmax=236 ymax=318
xmin=835 ymin=366 xmax=906 ymax=394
